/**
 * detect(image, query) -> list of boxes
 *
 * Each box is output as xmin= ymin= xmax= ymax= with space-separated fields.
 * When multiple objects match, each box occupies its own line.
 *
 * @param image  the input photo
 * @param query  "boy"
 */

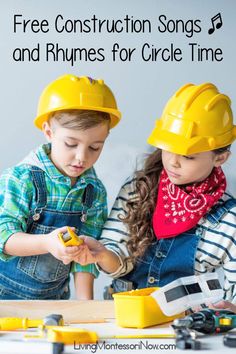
xmin=0 ymin=74 xmax=121 ymax=300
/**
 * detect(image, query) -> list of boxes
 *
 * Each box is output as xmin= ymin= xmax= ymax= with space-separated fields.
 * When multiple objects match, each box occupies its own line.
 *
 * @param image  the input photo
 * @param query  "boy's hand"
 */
xmin=72 ymin=236 xmax=106 ymax=265
xmin=45 ymin=226 xmax=82 ymax=265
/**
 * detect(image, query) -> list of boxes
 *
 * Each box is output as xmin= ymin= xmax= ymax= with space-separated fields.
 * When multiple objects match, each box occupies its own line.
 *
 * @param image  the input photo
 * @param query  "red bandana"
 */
xmin=153 ymin=167 xmax=226 ymax=239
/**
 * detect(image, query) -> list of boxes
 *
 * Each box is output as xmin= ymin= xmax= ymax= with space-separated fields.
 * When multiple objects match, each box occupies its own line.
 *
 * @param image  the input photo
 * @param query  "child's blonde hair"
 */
xmin=49 ymin=109 xmax=111 ymax=130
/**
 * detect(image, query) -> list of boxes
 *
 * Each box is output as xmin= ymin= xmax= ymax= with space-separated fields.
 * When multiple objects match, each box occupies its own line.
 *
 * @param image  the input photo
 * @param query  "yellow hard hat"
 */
xmin=34 ymin=74 xmax=121 ymax=129
xmin=148 ymin=83 xmax=236 ymax=155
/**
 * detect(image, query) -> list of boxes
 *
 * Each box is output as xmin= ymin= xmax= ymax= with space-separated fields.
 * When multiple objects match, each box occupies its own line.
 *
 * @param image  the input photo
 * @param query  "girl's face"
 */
xmin=161 ymin=150 xmax=229 ymax=185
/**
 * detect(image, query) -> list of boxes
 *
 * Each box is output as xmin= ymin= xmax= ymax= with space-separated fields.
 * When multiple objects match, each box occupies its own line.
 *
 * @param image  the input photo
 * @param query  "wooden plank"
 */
xmin=0 ymin=300 xmax=115 ymax=322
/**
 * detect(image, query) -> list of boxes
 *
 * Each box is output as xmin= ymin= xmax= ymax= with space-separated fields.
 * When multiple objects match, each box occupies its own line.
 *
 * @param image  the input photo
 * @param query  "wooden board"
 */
xmin=0 ymin=300 xmax=115 ymax=322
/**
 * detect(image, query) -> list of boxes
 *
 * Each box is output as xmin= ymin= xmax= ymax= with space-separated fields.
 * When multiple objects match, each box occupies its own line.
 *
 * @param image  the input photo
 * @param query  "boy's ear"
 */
xmin=42 ymin=121 xmax=53 ymax=142
xmin=214 ymin=151 xmax=231 ymax=167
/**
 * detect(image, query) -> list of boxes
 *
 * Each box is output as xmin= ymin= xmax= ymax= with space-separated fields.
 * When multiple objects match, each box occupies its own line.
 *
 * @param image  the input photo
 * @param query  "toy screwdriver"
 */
xmin=58 ymin=226 xmax=83 ymax=247
xmin=0 ymin=314 xmax=64 ymax=331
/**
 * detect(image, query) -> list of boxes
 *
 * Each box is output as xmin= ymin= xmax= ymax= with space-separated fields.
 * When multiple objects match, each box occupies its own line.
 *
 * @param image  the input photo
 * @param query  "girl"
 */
xmin=75 ymin=82 xmax=236 ymax=306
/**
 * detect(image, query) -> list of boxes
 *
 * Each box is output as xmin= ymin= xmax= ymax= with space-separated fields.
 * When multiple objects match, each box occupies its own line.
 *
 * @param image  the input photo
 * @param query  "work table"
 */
xmin=0 ymin=301 xmax=235 ymax=353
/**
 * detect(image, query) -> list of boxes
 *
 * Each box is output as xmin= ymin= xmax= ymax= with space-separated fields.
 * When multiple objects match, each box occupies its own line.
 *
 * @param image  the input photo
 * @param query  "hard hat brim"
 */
xmin=148 ymin=125 xmax=236 ymax=155
xmin=148 ymin=129 xmax=210 ymax=155
xmin=34 ymin=106 xmax=121 ymax=130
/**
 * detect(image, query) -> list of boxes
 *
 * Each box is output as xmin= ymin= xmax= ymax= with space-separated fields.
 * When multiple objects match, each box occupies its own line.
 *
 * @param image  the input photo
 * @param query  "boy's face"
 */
xmin=161 ymin=149 xmax=230 ymax=185
xmin=43 ymin=120 xmax=109 ymax=182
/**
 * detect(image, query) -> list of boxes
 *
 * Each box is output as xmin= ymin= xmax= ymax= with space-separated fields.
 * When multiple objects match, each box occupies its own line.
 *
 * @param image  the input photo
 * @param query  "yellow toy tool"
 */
xmin=46 ymin=326 xmax=98 ymax=344
xmin=46 ymin=327 xmax=176 ymax=344
xmin=0 ymin=314 xmax=64 ymax=331
xmin=58 ymin=226 xmax=83 ymax=247
xmin=25 ymin=326 xmax=98 ymax=345
xmin=26 ymin=325 xmax=174 ymax=345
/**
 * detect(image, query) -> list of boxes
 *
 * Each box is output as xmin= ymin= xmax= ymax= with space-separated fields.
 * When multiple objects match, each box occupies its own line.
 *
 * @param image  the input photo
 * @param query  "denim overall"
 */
xmin=0 ymin=166 xmax=94 ymax=300
xmin=107 ymin=198 xmax=236 ymax=296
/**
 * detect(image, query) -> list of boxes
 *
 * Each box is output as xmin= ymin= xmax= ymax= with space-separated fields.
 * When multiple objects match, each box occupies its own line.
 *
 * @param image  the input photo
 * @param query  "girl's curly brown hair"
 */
xmin=121 ymin=145 xmax=230 ymax=260
xmin=121 ymin=149 xmax=163 ymax=259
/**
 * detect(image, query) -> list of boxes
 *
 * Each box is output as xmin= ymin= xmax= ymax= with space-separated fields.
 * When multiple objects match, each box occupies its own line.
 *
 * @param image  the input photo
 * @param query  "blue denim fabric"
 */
xmin=111 ymin=198 xmax=236 ymax=293
xmin=120 ymin=227 xmax=199 ymax=290
xmin=0 ymin=166 xmax=94 ymax=300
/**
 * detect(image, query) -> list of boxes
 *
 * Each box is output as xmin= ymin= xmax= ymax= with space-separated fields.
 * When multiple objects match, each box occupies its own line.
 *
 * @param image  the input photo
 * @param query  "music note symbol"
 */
xmin=208 ymin=13 xmax=223 ymax=35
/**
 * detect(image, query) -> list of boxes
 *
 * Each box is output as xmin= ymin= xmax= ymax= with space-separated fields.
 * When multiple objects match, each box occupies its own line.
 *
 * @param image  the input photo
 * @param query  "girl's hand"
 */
xmin=72 ymin=236 xmax=106 ymax=265
xmin=45 ymin=226 xmax=82 ymax=265
xmin=209 ymin=300 xmax=236 ymax=313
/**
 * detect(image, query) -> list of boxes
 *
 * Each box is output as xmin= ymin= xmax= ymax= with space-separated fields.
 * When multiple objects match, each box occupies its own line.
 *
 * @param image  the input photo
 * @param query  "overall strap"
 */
xmin=205 ymin=198 xmax=236 ymax=227
xmin=30 ymin=166 xmax=47 ymax=221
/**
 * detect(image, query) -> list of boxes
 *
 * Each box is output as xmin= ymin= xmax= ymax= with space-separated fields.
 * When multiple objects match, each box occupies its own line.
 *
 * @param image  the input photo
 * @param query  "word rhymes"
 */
xmin=13 ymin=43 xmax=105 ymax=66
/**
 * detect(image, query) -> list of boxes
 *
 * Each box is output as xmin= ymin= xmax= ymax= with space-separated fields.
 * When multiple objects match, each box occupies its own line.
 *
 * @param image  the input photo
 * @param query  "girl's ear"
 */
xmin=42 ymin=121 xmax=53 ymax=142
xmin=214 ymin=151 xmax=231 ymax=167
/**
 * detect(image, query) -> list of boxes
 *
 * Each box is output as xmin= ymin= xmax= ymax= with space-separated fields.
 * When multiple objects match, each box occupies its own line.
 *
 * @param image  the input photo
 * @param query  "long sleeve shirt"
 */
xmin=0 ymin=144 xmax=108 ymax=277
xmin=99 ymin=177 xmax=236 ymax=303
